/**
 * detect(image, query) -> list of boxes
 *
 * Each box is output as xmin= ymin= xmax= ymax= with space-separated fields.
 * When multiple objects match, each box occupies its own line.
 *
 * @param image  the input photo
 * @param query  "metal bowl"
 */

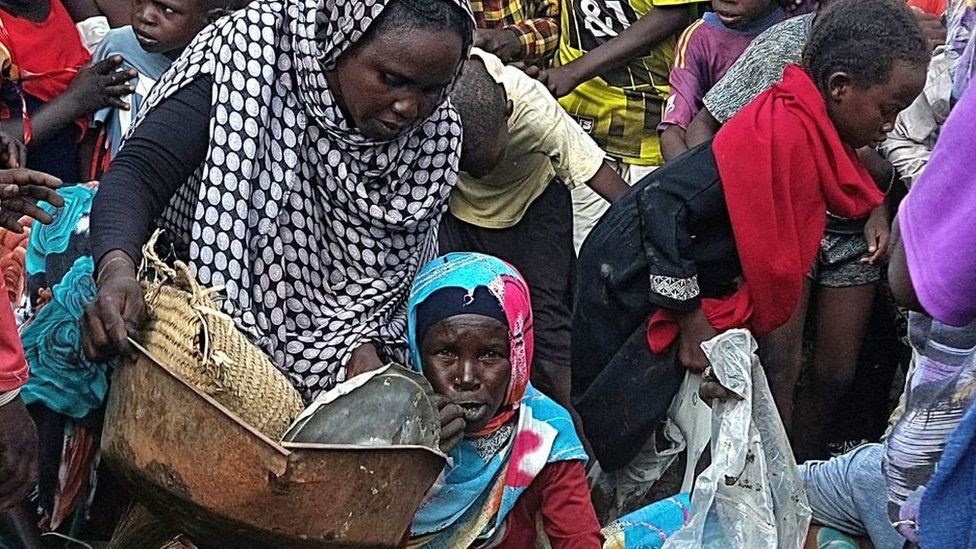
xmin=101 ymin=345 xmax=446 ymax=548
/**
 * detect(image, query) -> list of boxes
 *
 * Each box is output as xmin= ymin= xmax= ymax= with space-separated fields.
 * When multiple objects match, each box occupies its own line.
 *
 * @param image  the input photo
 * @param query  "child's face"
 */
xmin=131 ymin=0 xmax=212 ymax=55
xmin=420 ymin=314 xmax=512 ymax=434
xmin=711 ymin=0 xmax=776 ymax=28
xmin=826 ymin=60 xmax=926 ymax=149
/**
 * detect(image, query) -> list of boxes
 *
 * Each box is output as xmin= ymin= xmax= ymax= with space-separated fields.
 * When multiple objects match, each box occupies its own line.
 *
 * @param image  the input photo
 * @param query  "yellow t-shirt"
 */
xmin=450 ymin=49 xmax=606 ymax=229
xmin=556 ymin=0 xmax=703 ymax=166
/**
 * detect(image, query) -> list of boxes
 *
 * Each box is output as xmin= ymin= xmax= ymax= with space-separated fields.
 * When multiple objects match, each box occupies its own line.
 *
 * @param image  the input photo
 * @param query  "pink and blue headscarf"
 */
xmin=406 ymin=252 xmax=586 ymax=548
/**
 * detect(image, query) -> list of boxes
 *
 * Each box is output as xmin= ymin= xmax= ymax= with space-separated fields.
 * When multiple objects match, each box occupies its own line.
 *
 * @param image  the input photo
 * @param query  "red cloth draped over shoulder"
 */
xmin=0 ymin=0 xmax=90 ymax=103
xmin=647 ymin=65 xmax=882 ymax=354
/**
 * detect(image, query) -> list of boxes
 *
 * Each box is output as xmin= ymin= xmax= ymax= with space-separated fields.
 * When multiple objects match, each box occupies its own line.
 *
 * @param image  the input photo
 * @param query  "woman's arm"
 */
xmin=84 ymin=73 xmax=213 ymax=362
xmin=90 ymin=73 xmax=213 ymax=264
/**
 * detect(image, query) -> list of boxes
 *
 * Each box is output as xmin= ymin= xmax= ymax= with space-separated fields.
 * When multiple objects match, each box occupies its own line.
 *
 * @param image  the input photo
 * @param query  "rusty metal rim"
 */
xmin=127 ymin=338 xmax=447 ymax=460
xmin=127 ymin=338 xmax=291 ymax=455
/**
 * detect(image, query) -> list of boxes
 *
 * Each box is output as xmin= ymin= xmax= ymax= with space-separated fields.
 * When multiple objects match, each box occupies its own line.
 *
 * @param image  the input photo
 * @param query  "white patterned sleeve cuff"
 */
xmin=0 ymin=387 xmax=21 ymax=407
xmin=649 ymin=274 xmax=700 ymax=302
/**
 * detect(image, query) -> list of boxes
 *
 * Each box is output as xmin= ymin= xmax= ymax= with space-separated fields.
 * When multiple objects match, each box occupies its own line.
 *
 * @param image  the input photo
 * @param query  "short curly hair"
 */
xmin=802 ymin=0 xmax=929 ymax=90
xmin=451 ymin=58 xmax=508 ymax=166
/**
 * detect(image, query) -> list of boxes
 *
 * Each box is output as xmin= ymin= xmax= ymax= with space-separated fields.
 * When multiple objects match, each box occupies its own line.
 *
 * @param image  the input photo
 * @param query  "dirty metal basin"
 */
xmin=101 ymin=346 xmax=446 ymax=548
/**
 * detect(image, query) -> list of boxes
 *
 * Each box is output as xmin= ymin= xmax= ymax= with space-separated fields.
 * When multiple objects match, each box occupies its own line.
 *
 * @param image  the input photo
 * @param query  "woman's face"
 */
xmin=330 ymin=27 xmax=464 ymax=141
xmin=826 ymin=60 xmax=926 ymax=149
xmin=421 ymin=314 xmax=511 ymax=434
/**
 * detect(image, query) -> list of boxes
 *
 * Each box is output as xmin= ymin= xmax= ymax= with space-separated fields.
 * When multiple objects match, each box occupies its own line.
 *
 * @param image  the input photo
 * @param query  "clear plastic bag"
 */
xmin=663 ymin=329 xmax=811 ymax=549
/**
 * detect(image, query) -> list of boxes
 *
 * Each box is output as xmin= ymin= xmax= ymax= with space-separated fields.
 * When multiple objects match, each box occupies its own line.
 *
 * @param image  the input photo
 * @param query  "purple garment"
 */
xmin=660 ymin=9 xmax=784 ymax=131
xmin=899 ymin=81 xmax=976 ymax=327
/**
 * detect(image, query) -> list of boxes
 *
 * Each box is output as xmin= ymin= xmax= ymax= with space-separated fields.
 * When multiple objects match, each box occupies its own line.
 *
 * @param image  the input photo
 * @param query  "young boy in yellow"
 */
xmin=532 ymin=0 xmax=704 ymax=250
xmin=444 ymin=48 xmax=627 ymax=409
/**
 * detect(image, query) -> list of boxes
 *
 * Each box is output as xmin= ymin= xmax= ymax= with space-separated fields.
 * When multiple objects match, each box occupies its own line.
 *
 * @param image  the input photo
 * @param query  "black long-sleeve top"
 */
xmin=91 ymin=74 xmax=214 ymax=265
xmin=571 ymin=141 xmax=744 ymax=469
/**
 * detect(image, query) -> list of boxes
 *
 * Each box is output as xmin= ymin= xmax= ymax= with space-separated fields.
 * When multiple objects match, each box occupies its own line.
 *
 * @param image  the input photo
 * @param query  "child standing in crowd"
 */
xmin=570 ymin=0 xmax=926 ymax=514
xmin=658 ymin=0 xmax=784 ymax=160
xmin=88 ymin=0 xmax=236 ymax=176
xmin=470 ymin=0 xmax=560 ymax=64
xmin=444 ymin=49 xmax=627 ymax=412
xmin=0 ymin=0 xmax=135 ymax=181
xmin=679 ymin=0 xmax=921 ymax=461
xmin=531 ymin=0 xmax=701 ymax=250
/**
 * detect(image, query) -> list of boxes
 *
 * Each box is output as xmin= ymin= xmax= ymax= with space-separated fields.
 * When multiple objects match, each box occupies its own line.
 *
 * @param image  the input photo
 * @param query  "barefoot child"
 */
xmin=444 ymin=49 xmax=627 ymax=410
xmin=570 ymin=0 xmax=927 ymax=497
xmin=658 ymin=0 xmax=784 ymax=160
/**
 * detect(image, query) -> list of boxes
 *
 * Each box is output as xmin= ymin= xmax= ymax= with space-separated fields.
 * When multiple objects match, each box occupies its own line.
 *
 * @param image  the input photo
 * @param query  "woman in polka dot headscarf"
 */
xmin=84 ymin=0 xmax=475 ymax=399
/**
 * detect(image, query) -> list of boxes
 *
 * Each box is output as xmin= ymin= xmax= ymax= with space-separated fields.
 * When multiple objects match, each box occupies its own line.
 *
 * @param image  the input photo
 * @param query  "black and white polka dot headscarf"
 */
xmin=128 ymin=0 xmax=474 ymax=398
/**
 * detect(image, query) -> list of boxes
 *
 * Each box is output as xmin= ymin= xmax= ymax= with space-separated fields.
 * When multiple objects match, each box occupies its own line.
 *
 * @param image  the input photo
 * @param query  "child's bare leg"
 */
xmin=793 ymin=284 xmax=876 ymax=461
xmin=760 ymin=279 xmax=813 ymax=431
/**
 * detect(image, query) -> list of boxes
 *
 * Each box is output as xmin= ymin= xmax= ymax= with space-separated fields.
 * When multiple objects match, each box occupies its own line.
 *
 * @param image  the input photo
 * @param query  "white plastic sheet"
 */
xmin=664 ymin=330 xmax=811 ymax=549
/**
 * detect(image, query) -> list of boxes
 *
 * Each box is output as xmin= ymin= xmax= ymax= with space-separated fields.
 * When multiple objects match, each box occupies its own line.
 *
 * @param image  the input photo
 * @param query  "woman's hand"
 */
xmin=65 ymin=56 xmax=137 ymax=116
xmin=861 ymin=205 xmax=891 ymax=266
xmin=0 ymin=169 xmax=64 ymax=232
xmin=431 ymin=394 xmax=466 ymax=454
xmin=675 ymin=308 xmax=718 ymax=373
xmin=82 ymin=252 xmax=146 ymax=361
xmin=345 ymin=342 xmax=385 ymax=379
xmin=473 ymin=28 xmax=523 ymax=63
xmin=0 ymin=396 xmax=38 ymax=511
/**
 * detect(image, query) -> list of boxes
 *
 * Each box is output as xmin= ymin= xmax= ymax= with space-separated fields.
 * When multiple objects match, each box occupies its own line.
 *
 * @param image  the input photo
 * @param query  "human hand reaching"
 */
xmin=432 ymin=394 xmax=466 ymax=454
xmin=65 ymin=56 xmax=137 ymax=116
xmin=861 ymin=205 xmax=891 ymax=266
xmin=524 ymin=64 xmax=581 ymax=98
xmin=82 ymin=252 xmax=146 ymax=361
xmin=474 ymin=28 xmax=523 ymax=63
xmin=0 ymin=169 xmax=64 ymax=232
xmin=676 ymin=308 xmax=718 ymax=373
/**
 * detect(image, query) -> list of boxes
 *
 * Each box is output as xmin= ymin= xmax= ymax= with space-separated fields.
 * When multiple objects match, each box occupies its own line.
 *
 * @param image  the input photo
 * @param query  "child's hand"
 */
xmin=525 ymin=65 xmax=580 ymax=98
xmin=0 ymin=169 xmax=64 ymax=231
xmin=0 ymin=132 xmax=25 ymax=169
xmin=861 ymin=205 xmax=891 ymax=265
xmin=474 ymin=28 xmax=523 ymax=63
xmin=67 ymin=56 xmax=137 ymax=116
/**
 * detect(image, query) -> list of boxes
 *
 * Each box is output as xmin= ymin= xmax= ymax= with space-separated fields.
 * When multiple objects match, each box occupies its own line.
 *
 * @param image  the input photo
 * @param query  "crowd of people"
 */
xmin=0 ymin=0 xmax=974 ymax=546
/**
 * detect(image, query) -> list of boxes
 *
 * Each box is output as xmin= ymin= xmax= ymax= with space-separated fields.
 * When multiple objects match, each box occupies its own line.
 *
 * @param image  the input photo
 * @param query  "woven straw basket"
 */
xmin=137 ymin=231 xmax=303 ymax=440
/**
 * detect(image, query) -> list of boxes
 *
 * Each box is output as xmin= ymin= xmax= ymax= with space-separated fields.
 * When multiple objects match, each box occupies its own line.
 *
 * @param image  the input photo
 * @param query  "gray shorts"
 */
xmin=808 ymin=232 xmax=882 ymax=288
